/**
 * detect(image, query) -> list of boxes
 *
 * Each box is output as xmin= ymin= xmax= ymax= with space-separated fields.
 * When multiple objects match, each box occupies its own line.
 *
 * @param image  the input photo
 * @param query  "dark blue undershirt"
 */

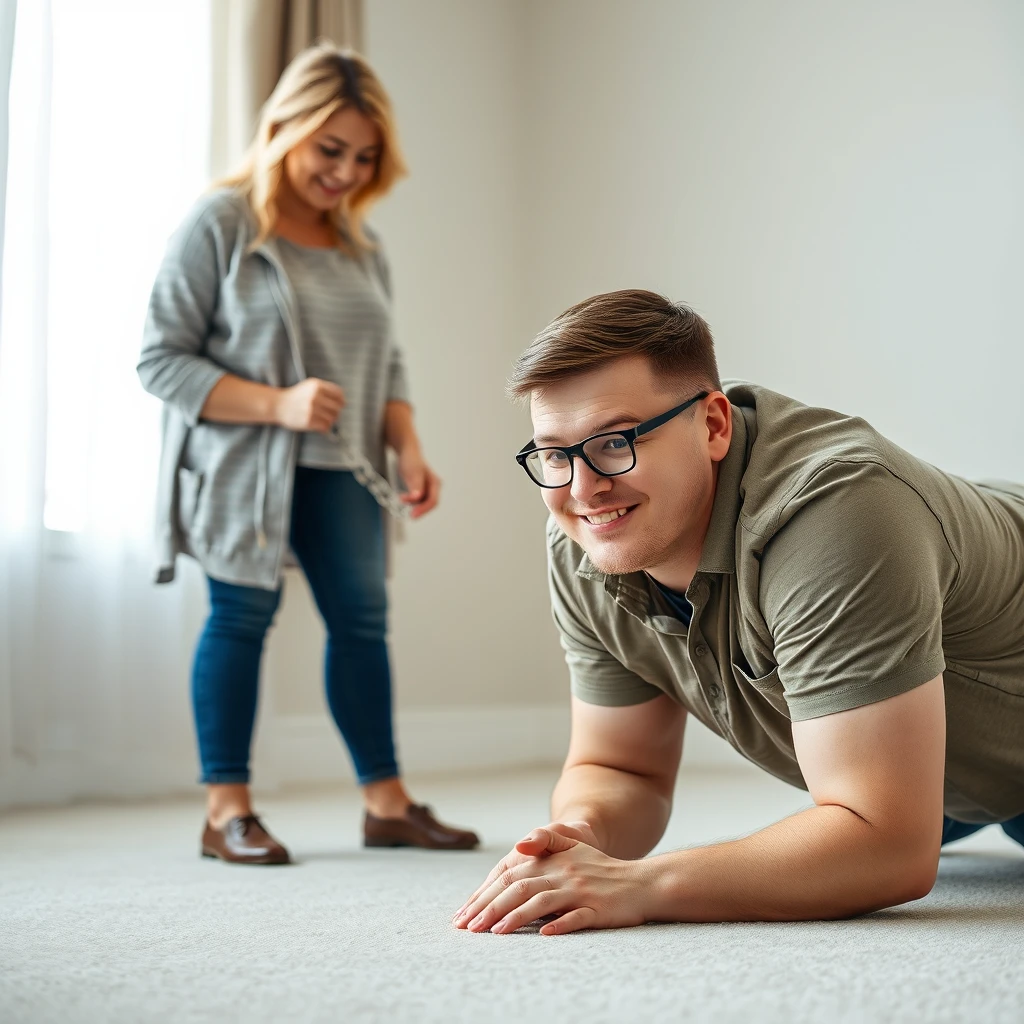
xmin=651 ymin=578 xmax=694 ymax=627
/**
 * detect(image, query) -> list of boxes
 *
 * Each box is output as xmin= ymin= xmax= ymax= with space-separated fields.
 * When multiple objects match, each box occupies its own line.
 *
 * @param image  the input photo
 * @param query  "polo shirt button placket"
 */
xmin=695 ymin=643 xmax=708 ymax=658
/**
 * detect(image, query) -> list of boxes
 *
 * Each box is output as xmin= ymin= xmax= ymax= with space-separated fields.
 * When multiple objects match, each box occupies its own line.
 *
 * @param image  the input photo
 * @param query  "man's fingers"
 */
xmin=455 ymin=857 xmax=546 ymax=930
xmin=453 ymin=824 xmax=578 ymax=926
xmin=490 ymin=889 xmax=564 ymax=934
xmin=539 ymin=907 xmax=598 ymax=936
xmin=474 ymin=858 xmax=514 ymax=898
xmin=455 ymin=876 xmax=509 ymax=930
xmin=454 ymin=859 xmax=516 ymax=924
xmin=514 ymin=835 xmax=549 ymax=857
xmin=454 ymin=884 xmax=490 ymax=922
xmin=515 ymin=828 xmax=578 ymax=856
xmin=465 ymin=877 xmax=555 ymax=934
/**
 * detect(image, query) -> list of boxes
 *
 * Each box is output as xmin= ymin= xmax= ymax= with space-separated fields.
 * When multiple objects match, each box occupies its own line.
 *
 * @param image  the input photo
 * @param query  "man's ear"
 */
xmin=704 ymin=392 xmax=732 ymax=463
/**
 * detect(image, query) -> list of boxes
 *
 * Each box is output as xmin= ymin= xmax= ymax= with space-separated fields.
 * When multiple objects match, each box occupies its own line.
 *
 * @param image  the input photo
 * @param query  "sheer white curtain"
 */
xmin=0 ymin=0 xmax=34 ymax=806
xmin=0 ymin=0 xmax=213 ymax=806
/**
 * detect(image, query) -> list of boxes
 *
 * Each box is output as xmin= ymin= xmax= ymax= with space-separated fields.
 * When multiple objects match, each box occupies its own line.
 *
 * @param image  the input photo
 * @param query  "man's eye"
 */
xmin=602 ymin=437 xmax=629 ymax=451
xmin=542 ymin=450 xmax=568 ymax=466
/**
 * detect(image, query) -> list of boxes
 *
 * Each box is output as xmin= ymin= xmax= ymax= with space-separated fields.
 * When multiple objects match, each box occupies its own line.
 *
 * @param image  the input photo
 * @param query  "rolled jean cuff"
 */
xmin=199 ymin=771 xmax=251 ymax=785
xmin=356 ymin=764 xmax=400 ymax=786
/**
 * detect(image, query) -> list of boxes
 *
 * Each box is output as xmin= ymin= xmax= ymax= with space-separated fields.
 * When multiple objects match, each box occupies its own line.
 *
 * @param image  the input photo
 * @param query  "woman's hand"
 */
xmin=274 ymin=378 xmax=345 ymax=432
xmin=396 ymin=444 xmax=441 ymax=519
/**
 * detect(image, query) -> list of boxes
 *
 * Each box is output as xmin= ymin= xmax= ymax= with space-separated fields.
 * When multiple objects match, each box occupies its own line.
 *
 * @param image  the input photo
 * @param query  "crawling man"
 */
xmin=455 ymin=289 xmax=1024 ymax=935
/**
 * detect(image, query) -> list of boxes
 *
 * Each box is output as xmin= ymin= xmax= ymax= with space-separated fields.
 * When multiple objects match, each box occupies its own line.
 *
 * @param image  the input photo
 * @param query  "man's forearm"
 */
xmin=643 ymin=803 xmax=939 ymax=923
xmin=552 ymin=763 xmax=672 ymax=860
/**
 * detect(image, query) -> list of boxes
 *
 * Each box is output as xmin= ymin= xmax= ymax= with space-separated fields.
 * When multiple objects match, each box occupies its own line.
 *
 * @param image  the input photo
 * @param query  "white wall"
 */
xmin=17 ymin=0 xmax=1015 ymax=805
xmin=258 ymin=0 xmax=572 ymax=780
xmin=258 ymin=0 xmax=1024 ymax=784
xmin=521 ymin=0 xmax=1024 ymax=480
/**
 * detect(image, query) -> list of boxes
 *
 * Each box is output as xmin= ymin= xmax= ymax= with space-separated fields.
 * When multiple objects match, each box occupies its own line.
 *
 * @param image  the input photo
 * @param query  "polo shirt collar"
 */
xmin=695 ymin=403 xmax=747 ymax=576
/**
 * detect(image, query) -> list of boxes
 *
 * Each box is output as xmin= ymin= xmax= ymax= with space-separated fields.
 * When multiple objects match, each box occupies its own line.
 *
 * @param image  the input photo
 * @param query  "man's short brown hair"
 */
xmin=507 ymin=289 xmax=721 ymax=402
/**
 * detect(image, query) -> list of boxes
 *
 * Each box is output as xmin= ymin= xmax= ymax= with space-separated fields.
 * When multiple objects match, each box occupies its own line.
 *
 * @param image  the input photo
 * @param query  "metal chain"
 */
xmin=341 ymin=441 xmax=410 ymax=519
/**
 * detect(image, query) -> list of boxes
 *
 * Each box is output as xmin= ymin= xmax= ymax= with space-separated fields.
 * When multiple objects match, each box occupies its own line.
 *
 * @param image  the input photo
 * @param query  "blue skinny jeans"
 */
xmin=191 ymin=467 xmax=398 ymax=786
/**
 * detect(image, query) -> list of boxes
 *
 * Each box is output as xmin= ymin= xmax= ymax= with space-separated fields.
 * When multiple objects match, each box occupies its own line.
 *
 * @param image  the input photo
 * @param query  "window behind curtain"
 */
xmin=7 ymin=0 xmax=213 ymax=535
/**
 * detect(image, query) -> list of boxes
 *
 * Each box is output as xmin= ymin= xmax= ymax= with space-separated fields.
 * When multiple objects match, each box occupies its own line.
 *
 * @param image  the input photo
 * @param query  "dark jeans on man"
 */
xmin=942 ymin=815 xmax=1024 ymax=848
xmin=191 ymin=467 xmax=398 ymax=786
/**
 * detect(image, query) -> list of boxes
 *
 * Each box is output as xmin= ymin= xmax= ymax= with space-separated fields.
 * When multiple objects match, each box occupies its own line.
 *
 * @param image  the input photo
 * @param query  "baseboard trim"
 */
xmin=257 ymin=703 xmax=753 ymax=789
xmin=1 ymin=704 xmax=756 ymax=808
xmin=258 ymin=704 xmax=573 ymax=787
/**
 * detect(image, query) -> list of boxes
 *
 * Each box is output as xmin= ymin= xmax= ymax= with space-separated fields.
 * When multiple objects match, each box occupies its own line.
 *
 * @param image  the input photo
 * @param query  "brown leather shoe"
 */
xmin=364 ymin=804 xmax=480 ymax=850
xmin=201 ymin=815 xmax=291 ymax=865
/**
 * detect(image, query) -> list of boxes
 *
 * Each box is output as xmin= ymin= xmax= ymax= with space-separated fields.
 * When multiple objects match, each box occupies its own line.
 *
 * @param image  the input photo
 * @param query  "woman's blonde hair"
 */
xmin=218 ymin=41 xmax=407 ymax=251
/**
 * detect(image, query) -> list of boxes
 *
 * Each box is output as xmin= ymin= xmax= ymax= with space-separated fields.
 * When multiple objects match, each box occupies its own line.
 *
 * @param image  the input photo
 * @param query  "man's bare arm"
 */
xmin=641 ymin=675 xmax=946 ymax=921
xmin=552 ymin=694 xmax=685 ymax=860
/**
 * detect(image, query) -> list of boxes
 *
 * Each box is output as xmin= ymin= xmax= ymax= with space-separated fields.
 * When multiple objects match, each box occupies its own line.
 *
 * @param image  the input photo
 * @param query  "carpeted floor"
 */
xmin=2 ymin=766 xmax=1023 ymax=1024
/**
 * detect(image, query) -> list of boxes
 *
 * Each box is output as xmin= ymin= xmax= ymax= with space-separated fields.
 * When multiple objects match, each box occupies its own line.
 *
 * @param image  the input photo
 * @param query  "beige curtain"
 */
xmin=210 ymin=0 xmax=364 ymax=176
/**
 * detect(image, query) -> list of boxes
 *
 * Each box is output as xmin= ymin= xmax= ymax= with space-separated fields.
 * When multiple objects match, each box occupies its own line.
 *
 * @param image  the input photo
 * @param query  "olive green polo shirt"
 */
xmin=548 ymin=381 xmax=1024 ymax=824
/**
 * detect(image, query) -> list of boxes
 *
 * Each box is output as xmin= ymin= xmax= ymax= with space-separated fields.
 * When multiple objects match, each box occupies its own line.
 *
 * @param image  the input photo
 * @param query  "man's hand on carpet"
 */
xmin=453 ymin=820 xmax=596 ymax=926
xmin=453 ymin=823 xmax=652 ymax=936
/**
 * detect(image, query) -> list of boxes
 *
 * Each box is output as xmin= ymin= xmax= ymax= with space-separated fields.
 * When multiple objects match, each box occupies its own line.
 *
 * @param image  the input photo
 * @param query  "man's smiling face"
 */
xmin=530 ymin=355 xmax=728 ymax=581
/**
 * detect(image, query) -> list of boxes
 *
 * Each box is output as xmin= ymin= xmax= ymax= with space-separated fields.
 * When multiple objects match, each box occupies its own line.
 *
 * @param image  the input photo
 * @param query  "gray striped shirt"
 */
xmin=276 ymin=238 xmax=409 ymax=472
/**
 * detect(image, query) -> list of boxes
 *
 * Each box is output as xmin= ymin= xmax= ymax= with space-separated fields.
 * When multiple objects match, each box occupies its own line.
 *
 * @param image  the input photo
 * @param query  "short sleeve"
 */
xmin=547 ymin=520 xmax=663 ymax=707
xmin=760 ymin=461 xmax=955 ymax=721
xmin=386 ymin=345 xmax=411 ymax=404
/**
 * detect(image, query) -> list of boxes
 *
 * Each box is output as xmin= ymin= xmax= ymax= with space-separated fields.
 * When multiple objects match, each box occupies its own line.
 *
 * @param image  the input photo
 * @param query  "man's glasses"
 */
xmin=515 ymin=392 xmax=709 ymax=489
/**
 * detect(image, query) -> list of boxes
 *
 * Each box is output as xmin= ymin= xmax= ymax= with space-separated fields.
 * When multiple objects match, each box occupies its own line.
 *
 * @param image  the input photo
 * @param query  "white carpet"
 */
xmin=2 ymin=766 xmax=1023 ymax=1024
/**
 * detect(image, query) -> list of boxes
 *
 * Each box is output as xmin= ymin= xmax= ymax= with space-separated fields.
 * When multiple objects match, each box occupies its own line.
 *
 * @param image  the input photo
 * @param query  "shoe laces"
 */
xmin=232 ymin=814 xmax=263 ymax=837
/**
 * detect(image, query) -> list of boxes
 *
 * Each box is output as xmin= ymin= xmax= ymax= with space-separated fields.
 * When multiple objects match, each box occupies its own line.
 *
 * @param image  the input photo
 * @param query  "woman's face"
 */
xmin=283 ymin=106 xmax=381 ymax=213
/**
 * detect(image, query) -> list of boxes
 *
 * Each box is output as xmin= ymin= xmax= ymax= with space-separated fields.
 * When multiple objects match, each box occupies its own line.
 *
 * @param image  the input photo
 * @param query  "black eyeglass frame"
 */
xmin=515 ymin=391 xmax=710 ymax=488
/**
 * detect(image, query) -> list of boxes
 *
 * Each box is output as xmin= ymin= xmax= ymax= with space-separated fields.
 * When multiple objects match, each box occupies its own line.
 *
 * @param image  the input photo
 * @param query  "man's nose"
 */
xmin=569 ymin=457 xmax=611 ymax=502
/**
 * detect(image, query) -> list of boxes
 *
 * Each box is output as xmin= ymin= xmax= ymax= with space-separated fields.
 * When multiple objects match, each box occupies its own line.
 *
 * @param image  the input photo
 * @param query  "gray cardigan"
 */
xmin=137 ymin=188 xmax=400 ymax=589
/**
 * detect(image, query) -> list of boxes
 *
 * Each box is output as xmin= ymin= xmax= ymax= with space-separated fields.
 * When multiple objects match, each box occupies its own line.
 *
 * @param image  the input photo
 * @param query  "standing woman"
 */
xmin=138 ymin=43 xmax=479 ymax=864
